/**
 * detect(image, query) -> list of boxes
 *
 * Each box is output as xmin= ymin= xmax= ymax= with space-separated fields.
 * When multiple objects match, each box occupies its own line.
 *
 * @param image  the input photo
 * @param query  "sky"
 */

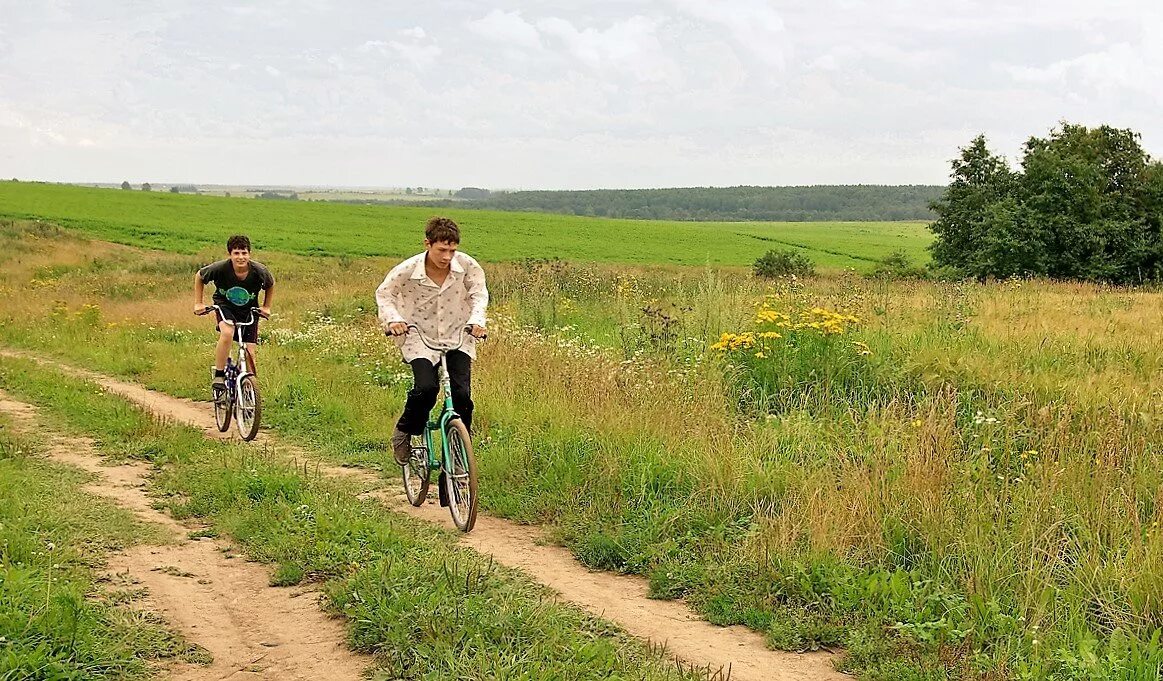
xmin=0 ymin=0 xmax=1160 ymax=189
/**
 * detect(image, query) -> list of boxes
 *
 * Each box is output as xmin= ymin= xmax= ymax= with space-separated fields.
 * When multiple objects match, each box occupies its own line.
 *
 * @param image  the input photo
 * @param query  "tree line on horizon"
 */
xmin=378 ymin=184 xmax=946 ymax=222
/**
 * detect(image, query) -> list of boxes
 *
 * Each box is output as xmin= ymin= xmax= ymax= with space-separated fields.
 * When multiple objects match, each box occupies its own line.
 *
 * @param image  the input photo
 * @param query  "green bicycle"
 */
xmin=400 ymin=325 xmax=480 ymax=532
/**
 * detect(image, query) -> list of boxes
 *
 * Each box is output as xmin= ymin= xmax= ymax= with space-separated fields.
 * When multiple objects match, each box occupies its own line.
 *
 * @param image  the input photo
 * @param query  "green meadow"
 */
xmin=0 ymin=181 xmax=932 ymax=269
xmin=0 ymin=177 xmax=1161 ymax=681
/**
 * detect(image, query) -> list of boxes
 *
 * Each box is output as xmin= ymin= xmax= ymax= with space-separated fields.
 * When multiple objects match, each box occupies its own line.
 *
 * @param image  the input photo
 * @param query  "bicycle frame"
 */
xmin=408 ymin=326 xmax=471 ymax=474
xmin=201 ymin=305 xmax=262 ymax=396
xmin=397 ymin=324 xmax=481 ymax=530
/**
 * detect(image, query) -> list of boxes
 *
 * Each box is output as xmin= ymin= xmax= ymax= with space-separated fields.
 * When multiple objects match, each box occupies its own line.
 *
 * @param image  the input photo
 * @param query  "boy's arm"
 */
xmin=260 ymin=284 xmax=275 ymax=316
xmin=464 ymin=258 xmax=489 ymax=334
xmin=255 ymin=262 xmax=275 ymax=316
xmin=193 ymin=272 xmax=208 ymax=314
xmin=375 ymin=262 xmax=410 ymax=334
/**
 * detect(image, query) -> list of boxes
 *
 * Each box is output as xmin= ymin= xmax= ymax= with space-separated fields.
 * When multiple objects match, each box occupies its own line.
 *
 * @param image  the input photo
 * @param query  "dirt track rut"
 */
xmin=0 ymin=392 xmax=368 ymax=681
xmin=0 ymin=349 xmax=846 ymax=680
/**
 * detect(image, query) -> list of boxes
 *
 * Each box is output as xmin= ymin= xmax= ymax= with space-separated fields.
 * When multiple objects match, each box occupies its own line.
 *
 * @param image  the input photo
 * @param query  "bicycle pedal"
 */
xmin=437 ymin=471 xmax=449 ymax=507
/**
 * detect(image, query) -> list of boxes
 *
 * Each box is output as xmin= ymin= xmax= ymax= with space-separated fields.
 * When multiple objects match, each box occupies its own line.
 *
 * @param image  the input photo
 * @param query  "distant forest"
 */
xmin=378 ymin=185 xmax=945 ymax=222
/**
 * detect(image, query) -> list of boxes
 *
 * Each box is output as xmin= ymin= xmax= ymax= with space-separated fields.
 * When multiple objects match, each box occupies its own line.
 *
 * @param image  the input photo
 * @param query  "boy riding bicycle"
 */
xmin=193 ymin=235 xmax=276 ymax=392
xmin=376 ymin=217 xmax=488 ymax=465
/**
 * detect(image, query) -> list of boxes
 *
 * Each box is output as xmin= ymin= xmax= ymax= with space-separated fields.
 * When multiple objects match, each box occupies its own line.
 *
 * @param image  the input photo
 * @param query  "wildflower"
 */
xmin=710 ymin=332 xmax=756 ymax=351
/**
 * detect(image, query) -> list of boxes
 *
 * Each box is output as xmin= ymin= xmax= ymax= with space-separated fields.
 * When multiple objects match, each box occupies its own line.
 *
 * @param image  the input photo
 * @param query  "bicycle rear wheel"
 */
xmin=402 ymin=435 xmax=430 ymax=506
xmin=443 ymin=419 xmax=478 ymax=532
xmin=213 ymin=384 xmax=232 ymax=432
xmin=235 ymin=375 xmax=262 ymax=441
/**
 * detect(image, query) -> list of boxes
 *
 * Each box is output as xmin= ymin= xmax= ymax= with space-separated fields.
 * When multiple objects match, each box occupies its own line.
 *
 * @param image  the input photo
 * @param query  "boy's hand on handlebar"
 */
xmin=469 ymin=324 xmax=487 ymax=339
xmin=194 ymin=304 xmax=211 ymax=315
xmin=258 ymin=306 xmax=271 ymax=319
xmin=387 ymin=321 xmax=408 ymax=336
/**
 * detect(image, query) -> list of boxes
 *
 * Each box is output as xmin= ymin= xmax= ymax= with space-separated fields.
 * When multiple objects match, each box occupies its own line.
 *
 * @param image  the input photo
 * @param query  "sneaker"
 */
xmin=212 ymin=374 xmax=226 ymax=390
xmin=391 ymin=429 xmax=411 ymax=466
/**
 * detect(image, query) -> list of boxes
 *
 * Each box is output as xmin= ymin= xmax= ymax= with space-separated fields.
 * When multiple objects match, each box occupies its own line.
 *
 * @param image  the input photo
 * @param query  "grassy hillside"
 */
xmin=0 ymin=182 xmax=932 ymax=270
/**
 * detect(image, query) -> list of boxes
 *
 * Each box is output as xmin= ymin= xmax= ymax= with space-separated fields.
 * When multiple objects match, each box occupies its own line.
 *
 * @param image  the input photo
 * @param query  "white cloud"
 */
xmin=389 ymin=41 xmax=441 ymax=69
xmin=363 ymin=32 xmax=441 ymax=70
xmin=466 ymin=9 xmax=542 ymax=51
xmin=0 ymin=0 xmax=1161 ymax=186
xmin=1009 ymin=41 xmax=1163 ymax=106
xmin=671 ymin=0 xmax=788 ymax=70
xmin=535 ymin=15 xmax=679 ymax=84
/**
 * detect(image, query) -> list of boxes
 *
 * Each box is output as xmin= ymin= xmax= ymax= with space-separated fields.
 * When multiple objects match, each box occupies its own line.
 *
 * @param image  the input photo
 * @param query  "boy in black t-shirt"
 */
xmin=194 ymin=235 xmax=276 ymax=390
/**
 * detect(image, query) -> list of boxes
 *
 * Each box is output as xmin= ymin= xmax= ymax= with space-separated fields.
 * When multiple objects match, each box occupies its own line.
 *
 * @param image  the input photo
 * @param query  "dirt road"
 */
xmin=0 ymin=349 xmax=846 ymax=681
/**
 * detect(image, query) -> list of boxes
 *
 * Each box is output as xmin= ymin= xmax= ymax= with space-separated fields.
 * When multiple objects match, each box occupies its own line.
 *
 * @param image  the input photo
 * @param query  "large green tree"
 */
xmin=930 ymin=124 xmax=1163 ymax=283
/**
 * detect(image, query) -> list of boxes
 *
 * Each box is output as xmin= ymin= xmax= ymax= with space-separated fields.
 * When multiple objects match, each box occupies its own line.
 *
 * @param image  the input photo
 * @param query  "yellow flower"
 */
xmin=711 ymin=331 xmax=756 ymax=351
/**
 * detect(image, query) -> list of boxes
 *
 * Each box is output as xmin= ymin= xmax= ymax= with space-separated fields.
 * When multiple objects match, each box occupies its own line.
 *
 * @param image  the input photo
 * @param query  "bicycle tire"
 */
xmin=401 ymin=434 xmax=430 ymax=506
xmin=235 ymin=375 xmax=262 ymax=441
xmin=214 ymin=385 xmax=232 ymax=432
xmin=443 ymin=419 xmax=478 ymax=532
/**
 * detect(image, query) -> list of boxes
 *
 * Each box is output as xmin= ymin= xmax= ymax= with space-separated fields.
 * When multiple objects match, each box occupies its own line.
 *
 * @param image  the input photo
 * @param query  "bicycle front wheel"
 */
xmin=214 ymin=384 xmax=232 ymax=432
xmin=402 ymin=435 xmax=430 ymax=506
xmin=443 ymin=419 xmax=478 ymax=532
xmin=235 ymin=375 xmax=262 ymax=441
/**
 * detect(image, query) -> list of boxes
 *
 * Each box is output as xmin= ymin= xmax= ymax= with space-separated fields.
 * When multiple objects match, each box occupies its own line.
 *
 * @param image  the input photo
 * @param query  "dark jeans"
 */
xmin=396 ymin=351 xmax=473 ymax=435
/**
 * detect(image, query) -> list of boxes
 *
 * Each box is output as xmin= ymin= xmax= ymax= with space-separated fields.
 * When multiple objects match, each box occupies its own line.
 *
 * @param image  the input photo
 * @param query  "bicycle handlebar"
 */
xmin=196 ymin=304 xmax=269 ymax=325
xmin=398 ymin=324 xmax=486 ymax=352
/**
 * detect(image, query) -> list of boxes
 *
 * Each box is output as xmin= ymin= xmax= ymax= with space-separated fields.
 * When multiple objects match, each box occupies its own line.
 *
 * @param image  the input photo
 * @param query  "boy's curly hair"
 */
xmin=425 ymin=217 xmax=460 ymax=244
xmin=226 ymin=235 xmax=251 ymax=252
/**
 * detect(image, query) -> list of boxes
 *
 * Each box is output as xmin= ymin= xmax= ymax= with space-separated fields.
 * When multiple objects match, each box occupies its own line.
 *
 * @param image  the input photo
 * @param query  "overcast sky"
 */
xmin=1 ymin=1 xmax=1160 ymax=189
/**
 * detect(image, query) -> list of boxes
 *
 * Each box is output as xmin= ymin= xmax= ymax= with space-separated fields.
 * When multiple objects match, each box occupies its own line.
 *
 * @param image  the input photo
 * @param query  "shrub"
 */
xmin=869 ymin=250 xmax=928 ymax=280
xmin=753 ymin=249 xmax=815 ymax=279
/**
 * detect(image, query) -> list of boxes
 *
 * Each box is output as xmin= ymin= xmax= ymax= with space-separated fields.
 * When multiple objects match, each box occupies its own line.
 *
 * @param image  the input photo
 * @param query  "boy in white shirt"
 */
xmin=375 ymin=217 xmax=488 ymax=465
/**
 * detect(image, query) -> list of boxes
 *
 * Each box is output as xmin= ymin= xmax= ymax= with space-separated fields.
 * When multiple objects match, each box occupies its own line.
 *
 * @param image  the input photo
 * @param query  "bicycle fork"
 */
xmin=431 ymin=356 xmax=459 ymax=508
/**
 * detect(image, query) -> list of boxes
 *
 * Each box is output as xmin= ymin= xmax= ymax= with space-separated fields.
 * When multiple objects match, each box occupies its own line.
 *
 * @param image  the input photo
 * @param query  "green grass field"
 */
xmin=0 ymin=181 xmax=932 ymax=269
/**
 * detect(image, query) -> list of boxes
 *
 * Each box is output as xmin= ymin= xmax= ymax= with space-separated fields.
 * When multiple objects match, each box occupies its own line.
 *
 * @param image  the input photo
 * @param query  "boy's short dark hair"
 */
xmin=425 ymin=217 xmax=460 ymax=244
xmin=226 ymin=235 xmax=251 ymax=252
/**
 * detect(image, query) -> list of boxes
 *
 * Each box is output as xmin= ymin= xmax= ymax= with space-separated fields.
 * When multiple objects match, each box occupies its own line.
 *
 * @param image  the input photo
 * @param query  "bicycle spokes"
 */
xmin=235 ymin=375 xmax=261 ymax=441
xmin=444 ymin=421 xmax=477 ymax=532
xmin=402 ymin=436 xmax=430 ymax=506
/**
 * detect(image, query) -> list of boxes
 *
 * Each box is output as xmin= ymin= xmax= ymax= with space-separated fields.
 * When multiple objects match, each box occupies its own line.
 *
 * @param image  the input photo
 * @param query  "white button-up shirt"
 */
xmin=375 ymin=251 xmax=489 ymax=364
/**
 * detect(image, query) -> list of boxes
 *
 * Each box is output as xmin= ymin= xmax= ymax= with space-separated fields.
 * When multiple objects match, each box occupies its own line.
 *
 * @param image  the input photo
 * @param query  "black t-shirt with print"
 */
xmin=198 ymin=259 xmax=275 ymax=313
